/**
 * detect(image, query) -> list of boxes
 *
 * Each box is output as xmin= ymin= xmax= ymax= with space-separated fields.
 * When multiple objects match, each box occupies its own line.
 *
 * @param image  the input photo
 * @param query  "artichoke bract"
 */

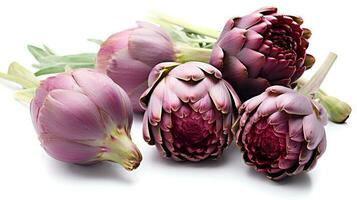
xmin=30 ymin=69 xmax=142 ymax=170
xmin=210 ymin=7 xmax=314 ymax=101
xmin=236 ymin=86 xmax=327 ymax=180
xmin=96 ymin=22 xmax=176 ymax=112
xmin=140 ymin=62 xmax=241 ymax=161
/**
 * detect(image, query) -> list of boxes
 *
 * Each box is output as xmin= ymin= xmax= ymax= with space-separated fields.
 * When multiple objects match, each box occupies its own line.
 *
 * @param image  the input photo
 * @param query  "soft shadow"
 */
xmin=149 ymin=145 xmax=239 ymax=168
xmin=276 ymin=173 xmax=312 ymax=188
xmin=50 ymin=161 xmax=134 ymax=184
xmin=246 ymin=167 xmax=312 ymax=190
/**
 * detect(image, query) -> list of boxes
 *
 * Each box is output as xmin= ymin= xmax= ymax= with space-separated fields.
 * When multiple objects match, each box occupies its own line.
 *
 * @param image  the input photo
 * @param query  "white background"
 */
xmin=0 ymin=0 xmax=356 ymax=199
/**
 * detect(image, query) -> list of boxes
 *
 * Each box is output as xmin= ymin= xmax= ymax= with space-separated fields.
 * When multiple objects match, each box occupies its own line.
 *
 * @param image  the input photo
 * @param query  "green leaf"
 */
xmin=35 ymin=66 xmax=65 ymax=76
xmin=43 ymin=45 xmax=56 ymax=55
xmin=27 ymin=45 xmax=52 ymax=62
xmin=37 ymin=53 xmax=96 ymax=65
xmin=34 ymin=64 xmax=94 ymax=76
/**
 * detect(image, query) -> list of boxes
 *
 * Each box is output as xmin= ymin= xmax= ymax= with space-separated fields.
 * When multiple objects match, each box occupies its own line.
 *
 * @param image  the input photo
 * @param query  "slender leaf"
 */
xmin=27 ymin=45 xmax=52 ymax=62
xmin=34 ymin=64 xmax=94 ymax=76
xmin=36 ymin=53 xmax=96 ymax=64
xmin=43 ymin=45 xmax=56 ymax=55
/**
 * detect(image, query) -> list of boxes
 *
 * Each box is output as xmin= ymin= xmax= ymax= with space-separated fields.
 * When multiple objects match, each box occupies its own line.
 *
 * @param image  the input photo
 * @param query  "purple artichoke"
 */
xmin=210 ymin=7 xmax=314 ymax=101
xmin=30 ymin=69 xmax=142 ymax=170
xmin=140 ymin=62 xmax=241 ymax=161
xmin=96 ymin=22 xmax=176 ymax=112
xmin=236 ymin=86 xmax=327 ymax=180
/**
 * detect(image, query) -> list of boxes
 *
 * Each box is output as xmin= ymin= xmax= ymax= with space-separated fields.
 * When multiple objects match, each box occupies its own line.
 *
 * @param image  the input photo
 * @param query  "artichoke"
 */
xmin=236 ymin=86 xmax=327 ymax=180
xmin=96 ymin=22 xmax=176 ymax=112
xmin=30 ymin=69 xmax=142 ymax=170
xmin=96 ymin=22 xmax=212 ymax=112
xmin=140 ymin=62 xmax=241 ymax=161
xmin=210 ymin=7 xmax=314 ymax=101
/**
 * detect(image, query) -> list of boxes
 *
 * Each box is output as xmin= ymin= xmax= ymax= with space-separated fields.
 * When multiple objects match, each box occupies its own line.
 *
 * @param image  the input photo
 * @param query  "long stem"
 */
xmin=152 ymin=11 xmax=220 ymax=38
xmin=316 ymin=90 xmax=351 ymax=123
xmin=14 ymin=88 xmax=36 ymax=103
xmin=0 ymin=72 xmax=36 ymax=88
xmin=297 ymin=78 xmax=351 ymax=123
xmin=299 ymin=52 xmax=337 ymax=96
xmin=296 ymin=52 xmax=352 ymax=123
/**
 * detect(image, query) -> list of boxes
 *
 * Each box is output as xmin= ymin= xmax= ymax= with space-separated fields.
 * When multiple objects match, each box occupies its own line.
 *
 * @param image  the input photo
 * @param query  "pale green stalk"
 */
xmin=149 ymin=11 xmax=220 ymax=38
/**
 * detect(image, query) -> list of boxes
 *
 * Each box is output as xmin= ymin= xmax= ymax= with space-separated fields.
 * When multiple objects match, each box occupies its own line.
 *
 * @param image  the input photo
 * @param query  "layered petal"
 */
xmin=38 ymin=89 xmax=105 ymax=140
xmin=236 ymin=85 xmax=327 ymax=180
xmin=40 ymin=135 xmax=101 ymax=164
xmin=72 ymin=69 xmax=133 ymax=129
xmin=141 ymin=62 xmax=240 ymax=161
xmin=30 ymin=73 xmax=82 ymax=131
xmin=210 ymin=7 xmax=313 ymax=101
xmin=31 ymin=69 xmax=141 ymax=169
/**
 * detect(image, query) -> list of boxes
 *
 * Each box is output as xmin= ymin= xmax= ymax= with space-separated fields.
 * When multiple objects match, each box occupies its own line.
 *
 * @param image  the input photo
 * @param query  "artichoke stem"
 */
xmin=176 ymin=45 xmax=212 ymax=63
xmin=299 ymin=52 xmax=337 ymax=96
xmin=101 ymin=129 xmax=142 ymax=171
xmin=150 ymin=11 xmax=220 ymax=38
xmin=0 ymin=72 xmax=35 ymax=89
xmin=297 ymin=78 xmax=352 ymax=123
xmin=316 ymin=90 xmax=352 ymax=123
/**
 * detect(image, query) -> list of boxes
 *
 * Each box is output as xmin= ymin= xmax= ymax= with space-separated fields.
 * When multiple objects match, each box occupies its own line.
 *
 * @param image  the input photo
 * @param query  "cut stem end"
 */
xmin=101 ymin=129 xmax=142 ymax=171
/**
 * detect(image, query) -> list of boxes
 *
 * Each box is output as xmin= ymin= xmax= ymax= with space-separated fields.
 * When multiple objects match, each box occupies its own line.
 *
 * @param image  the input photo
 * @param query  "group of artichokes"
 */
xmin=0 ymin=7 xmax=351 ymax=181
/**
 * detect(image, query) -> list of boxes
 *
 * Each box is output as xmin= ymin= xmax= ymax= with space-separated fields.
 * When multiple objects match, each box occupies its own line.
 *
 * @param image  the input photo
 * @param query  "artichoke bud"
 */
xmin=209 ymin=7 xmax=313 ymax=101
xmin=96 ymin=21 xmax=212 ymax=113
xmin=31 ymin=69 xmax=142 ymax=170
xmin=96 ymin=22 xmax=176 ymax=112
xmin=236 ymin=86 xmax=327 ymax=180
xmin=140 ymin=62 xmax=241 ymax=161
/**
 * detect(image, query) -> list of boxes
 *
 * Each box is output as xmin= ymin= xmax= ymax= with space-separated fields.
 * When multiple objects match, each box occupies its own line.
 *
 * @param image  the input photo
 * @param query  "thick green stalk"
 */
xmin=176 ymin=45 xmax=212 ymax=63
xmin=14 ymin=88 xmax=36 ymax=103
xmin=151 ymin=11 xmax=220 ymax=38
xmin=147 ymin=15 xmax=216 ymax=49
xmin=8 ymin=62 xmax=39 ymax=87
xmin=0 ymin=62 xmax=39 ymax=102
xmin=298 ymin=52 xmax=337 ymax=96
xmin=316 ymin=90 xmax=351 ymax=123
xmin=296 ymin=52 xmax=352 ymax=123
xmin=297 ymin=78 xmax=351 ymax=123
xmin=0 ymin=72 xmax=36 ymax=89
xmin=100 ymin=128 xmax=142 ymax=171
